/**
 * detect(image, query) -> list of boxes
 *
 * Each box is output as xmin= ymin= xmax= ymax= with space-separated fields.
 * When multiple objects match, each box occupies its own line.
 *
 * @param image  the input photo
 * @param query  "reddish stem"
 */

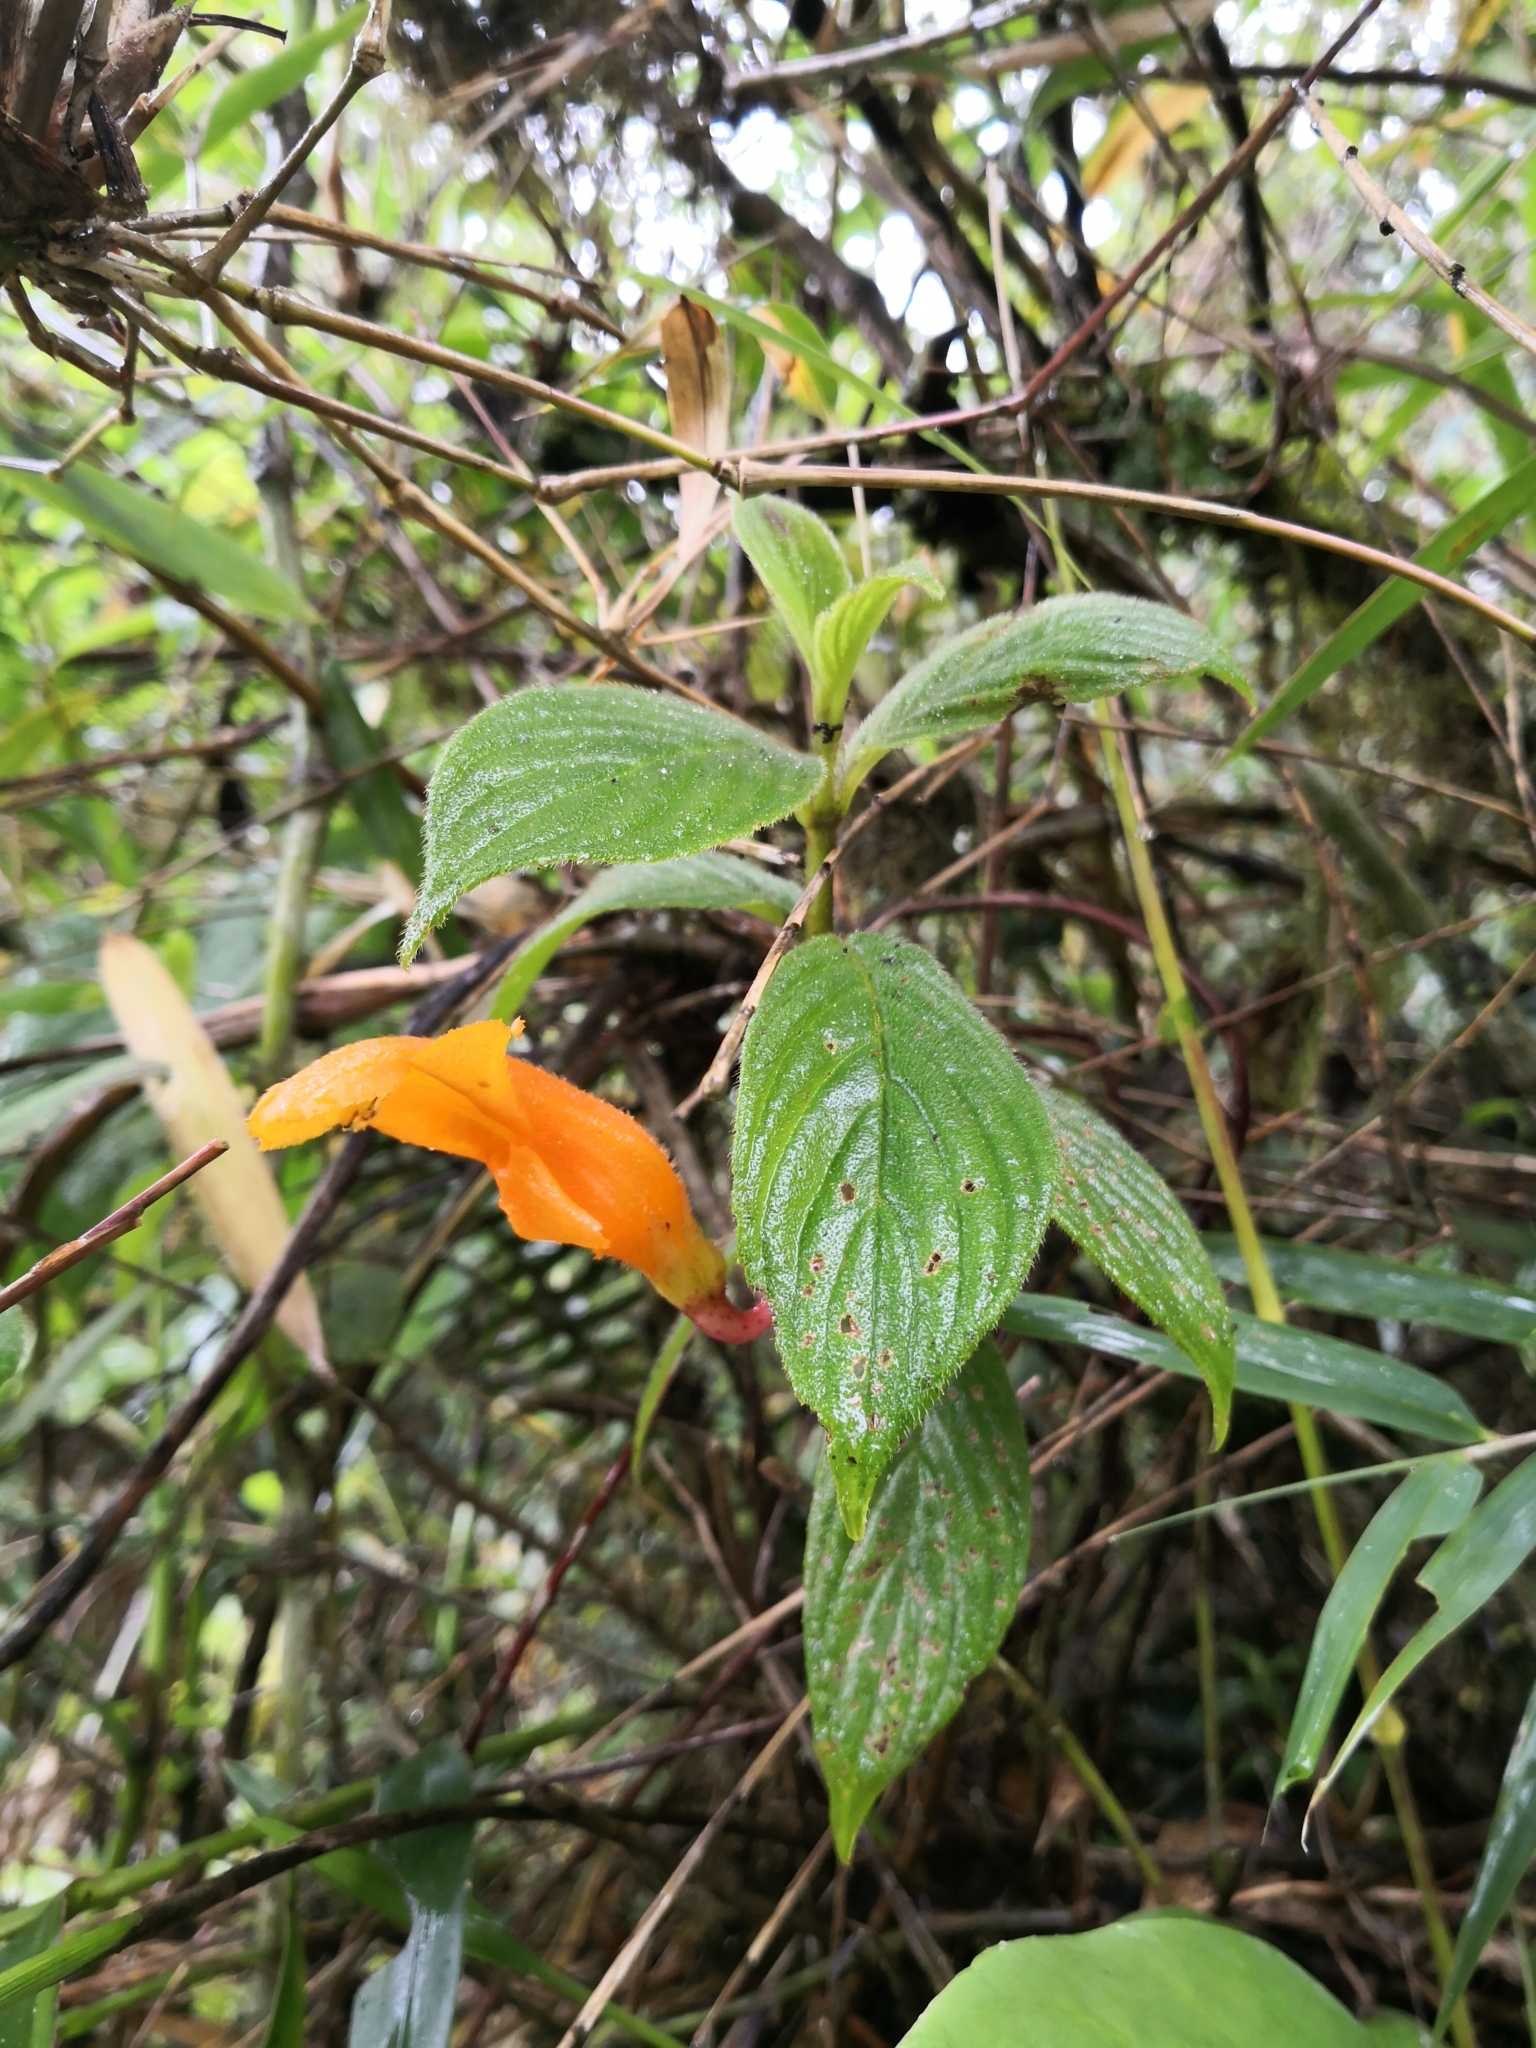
xmin=462 ymin=1441 xmax=633 ymax=1754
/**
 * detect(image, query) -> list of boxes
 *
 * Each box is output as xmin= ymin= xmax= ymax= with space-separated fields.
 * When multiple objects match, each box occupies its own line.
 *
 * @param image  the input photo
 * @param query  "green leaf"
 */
xmin=204 ymin=4 xmax=367 ymax=151
xmin=321 ymin=663 xmax=422 ymax=885
xmin=25 ymin=465 xmax=306 ymax=622
xmin=733 ymin=935 xmax=1058 ymax=1537
xmin=404 ymin=686 xmax=820 ymax=961
xmin=1437 ymin=1670 xmax=1536 ymax=2033
xmin=253 ymin=1783 xmax=680 ymax=2048
xmin=1234 ymin=451 xmax=1536 ymax=754
xmin=1316 ymin=1454 xmax=1536 ymax=1806
xmin=0 ymin=1918 xmax=132 ymax=2025
xmin=261 ymin=1893 xmax=307 ymax=2048
xmin=1276 ymin=1461 xmax=1483 ymax=1800
xmin=847 ymin=594 xmax=1251 ymax=783
xmin=632 ymin=1315 xmax=693 ymax=1470
xmin=805 ymin=1340 xmax=1031 ymax=1860
xmin=490 ymin=852 xmax=799 ymax=1022
xmin=349 ymin=1742 xmax=473 ymax=2048
xmin=1044 ymin=1091 xmax=1235 ymax=1439
xmin=0 ymin=1309 xmax=33 ymax=1392
xmin=902 ymin=1915 xmax=1416 ymax=2048
xmin=732 ymin=497 xmax=851 ymax=673
xmin=810 ymin=562 xmax=942 ymax=718
xmin=1204 ymin=1233 xmax=1536 ymax=1346
xmin=0 ymin=1055 xmax=157 ymax=1156
xmin=0 ymin=1287 xmax=151 ymax=1458
xmin=0 ymin=1897 xmax=62 ymax=2048
xmin=375 ymin=1741 xmax=473 ymax=1915
xmin=1002 ymin=1297 xmax=1485 ymax=1445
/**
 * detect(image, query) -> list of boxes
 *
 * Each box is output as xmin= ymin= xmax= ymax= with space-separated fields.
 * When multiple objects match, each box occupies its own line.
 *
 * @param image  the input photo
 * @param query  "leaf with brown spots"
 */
xmin=733 ymin=935 xmax=1057 ymax=1537
xmin=804 ymin=1340 xmax=1031 ymax=1861
xmin=1041 ymin=1088 xmax=1235 ymax=1439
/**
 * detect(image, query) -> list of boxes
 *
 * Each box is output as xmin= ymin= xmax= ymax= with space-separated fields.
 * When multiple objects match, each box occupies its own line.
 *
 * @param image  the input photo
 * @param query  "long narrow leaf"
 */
xmin=1313 ymin=1453 xmax=1536 ymax=1808
xmin=1436 ymin=1671 xmax=1536 ymax=2034
xmin=25 ymin=464 xmax=307 ymax=623
xmin=98 ymin=934 xmax=325 ymax=1367
xmin=1004 ymin=1296 xmax=1485 ymax=1444
xmin=1276 ymin=1461 xmax=1483 ymax=1799
xmin=1205 ymin=1234 xmax=1536 ymax=1346
xmin=1235 ymin=452 xmax=1536 ymax=751
xmin=204 ymin=4 xmax=366 ymax=150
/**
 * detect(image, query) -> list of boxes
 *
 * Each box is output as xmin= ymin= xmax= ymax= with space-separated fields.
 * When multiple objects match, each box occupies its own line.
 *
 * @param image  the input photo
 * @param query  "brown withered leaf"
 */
xmin=97 ymin=0 xmax=193 ymax=117
xmin=0 ymin=113 xmax=100 ymax=232
xmin=659 ymin=297 xmax=729 ymax=567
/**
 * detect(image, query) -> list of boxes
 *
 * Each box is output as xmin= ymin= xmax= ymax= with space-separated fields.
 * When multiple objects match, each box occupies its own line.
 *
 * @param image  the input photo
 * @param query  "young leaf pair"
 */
xmin=730 ymin=492 xmax=1253 ymax=822
xmin=401 ymin=496 xmax=1249 ymax=965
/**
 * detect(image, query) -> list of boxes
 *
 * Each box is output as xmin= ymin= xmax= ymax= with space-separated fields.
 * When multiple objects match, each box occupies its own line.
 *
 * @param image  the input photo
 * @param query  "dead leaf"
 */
xmin=659 ymin=298 xmax=729 ymax=567
xmin=98 ymin=932 xmax=326 ymax=1367
xmin=755 ymin=309 xmax=832 ymax=420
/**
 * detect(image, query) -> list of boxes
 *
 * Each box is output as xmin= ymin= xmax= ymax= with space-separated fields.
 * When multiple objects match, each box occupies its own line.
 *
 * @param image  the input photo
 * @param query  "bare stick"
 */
xmin=689 ymin=1832 xmax=833 ymax=2048
xmin=461 ymin=1443 xmax=634 ymax=1753
xmin=196 ymin=3 xmax=390 ymax=281
xmin=674 ymin=859 xmax=832 ymax=1118
xmin=0 ymin=1142 xmax=228 ymax=1315
xmin=554 ymin=1700 xmax=811 ymax=2048
xmin=730 ymin=463 xmax=1535 ymax=645
xmin=1305 ymin=91 xmax=1536 ymax=366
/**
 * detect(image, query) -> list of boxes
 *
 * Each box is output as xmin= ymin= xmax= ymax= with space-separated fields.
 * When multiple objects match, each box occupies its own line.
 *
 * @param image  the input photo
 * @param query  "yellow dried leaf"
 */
xmin=1084 ymin=84 xmax=1209 ymax=196
xmin=98 ymin=932 xmax=326 ymax=1367
xmin=660 ymin=298 xmax=729 ymax=565
xmin=756 ymin=311 xmax=832 ymax=420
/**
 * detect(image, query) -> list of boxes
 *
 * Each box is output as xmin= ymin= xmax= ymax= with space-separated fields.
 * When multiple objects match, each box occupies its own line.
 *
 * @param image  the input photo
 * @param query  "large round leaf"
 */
xmin=903 ymin=1916 xmax=1423 ymax=2048
xmin=805 ymin=1340 xmax=1031 ymax=1860
xmin=733 ymin=935 xmax=1057 ymax=1536
xmin=404 ymin=685 xmax=820 ymax=959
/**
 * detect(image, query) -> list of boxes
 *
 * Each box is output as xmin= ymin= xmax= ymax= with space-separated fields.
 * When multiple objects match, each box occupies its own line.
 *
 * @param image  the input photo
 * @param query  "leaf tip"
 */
xmin=828 ymin=1780 xmax=874 ymax=1866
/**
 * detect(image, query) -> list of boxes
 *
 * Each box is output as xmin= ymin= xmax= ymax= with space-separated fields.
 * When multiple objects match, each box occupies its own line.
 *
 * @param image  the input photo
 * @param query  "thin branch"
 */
xmin=731 ymin=461 xmax=1536 ymax=644
xmin=1305 ymin=91 xmax=1536 ymax=367
xmin=461 ymin=1443 xmax=634 ymax=1753
xmin=196 ymin=3 xmax=389 ymax=280
xmin=554 ymin=1701 xmax=812 ymax=2048
xmin=0 ymin=1143 xmax=228 ymax=1314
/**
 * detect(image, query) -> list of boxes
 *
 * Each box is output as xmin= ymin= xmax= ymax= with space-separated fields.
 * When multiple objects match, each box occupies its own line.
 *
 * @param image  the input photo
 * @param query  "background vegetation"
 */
xmin=3 ymin=0 xmax=1536 ymax=2039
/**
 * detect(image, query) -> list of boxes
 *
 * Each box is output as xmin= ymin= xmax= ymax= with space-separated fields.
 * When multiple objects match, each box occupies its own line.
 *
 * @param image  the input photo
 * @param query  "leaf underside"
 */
xmin=1044 ymin=1088 xmax=1235 ymax=1436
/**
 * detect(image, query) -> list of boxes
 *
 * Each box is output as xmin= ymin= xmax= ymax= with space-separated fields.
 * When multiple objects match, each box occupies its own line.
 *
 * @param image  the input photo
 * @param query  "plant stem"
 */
xmin=1096 ymin=703 xmax=1476 ymax=2047
xmin=993 ymin=1657 xmax=1167 ymax=1901
xmin=803 ymin=816 xmax=837 ymax=936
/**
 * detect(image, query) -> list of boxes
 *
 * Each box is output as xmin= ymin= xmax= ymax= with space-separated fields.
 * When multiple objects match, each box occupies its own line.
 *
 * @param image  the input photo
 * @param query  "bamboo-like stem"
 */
xmin=1096 ymin=704 xmax=1476 ymax=2047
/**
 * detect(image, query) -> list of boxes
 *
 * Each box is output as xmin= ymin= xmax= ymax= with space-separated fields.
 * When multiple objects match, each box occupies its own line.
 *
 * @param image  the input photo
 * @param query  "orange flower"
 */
xmin=247 ymin=1020 xmax=770 ymax=1344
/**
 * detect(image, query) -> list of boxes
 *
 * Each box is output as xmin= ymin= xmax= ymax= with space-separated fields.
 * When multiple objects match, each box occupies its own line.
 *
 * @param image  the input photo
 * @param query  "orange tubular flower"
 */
xmin=247 ymin=1020 xmax=770 ymax=1344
